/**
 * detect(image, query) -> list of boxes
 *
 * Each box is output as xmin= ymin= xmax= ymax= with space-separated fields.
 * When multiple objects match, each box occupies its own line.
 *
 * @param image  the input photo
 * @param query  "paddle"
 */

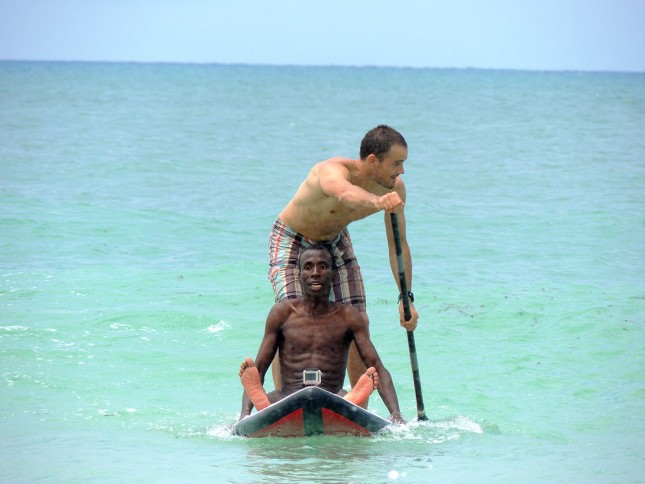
xmin=390 ymin=212 xmax=428 ymax=421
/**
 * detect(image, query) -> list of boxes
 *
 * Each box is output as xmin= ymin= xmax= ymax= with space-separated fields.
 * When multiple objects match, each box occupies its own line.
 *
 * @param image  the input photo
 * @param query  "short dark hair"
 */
xmin=298 ymin=243 xmax=335 ymax=270
xmin=359 ymin=124 xmax=407 ymax=161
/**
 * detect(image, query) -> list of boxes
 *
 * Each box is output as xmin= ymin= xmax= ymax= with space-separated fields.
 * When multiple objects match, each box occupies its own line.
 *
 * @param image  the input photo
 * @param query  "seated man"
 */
xmin=239 ymin=243 xmax=405 ymax=424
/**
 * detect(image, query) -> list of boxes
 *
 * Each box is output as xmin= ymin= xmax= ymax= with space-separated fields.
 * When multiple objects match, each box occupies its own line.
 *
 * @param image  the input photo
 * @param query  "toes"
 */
xmin=240 ymin=357 xmax=255 ymax=376
xmin=364 ymin=368 xmax=379 ymax=388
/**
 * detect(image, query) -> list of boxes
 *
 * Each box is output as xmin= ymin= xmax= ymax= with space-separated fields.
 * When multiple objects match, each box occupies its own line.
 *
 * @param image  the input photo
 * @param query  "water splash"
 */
xmin=425 ymin=415 xmax=484 ymax=433
xmin=206 ymin=423 xmax=240 ymax=440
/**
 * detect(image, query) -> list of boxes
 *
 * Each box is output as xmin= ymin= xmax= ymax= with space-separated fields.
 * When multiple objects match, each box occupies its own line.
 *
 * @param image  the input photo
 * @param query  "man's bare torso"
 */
xmin=275 ymin=298 xmax=361 ymax=395
xmin=279 ymin=157 xmax=389 ymax=241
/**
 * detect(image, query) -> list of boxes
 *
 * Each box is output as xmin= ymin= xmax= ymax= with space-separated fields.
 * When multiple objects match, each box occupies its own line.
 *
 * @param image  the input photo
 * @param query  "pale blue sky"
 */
xmin=1 ymin=0 xmax=644 ymax=72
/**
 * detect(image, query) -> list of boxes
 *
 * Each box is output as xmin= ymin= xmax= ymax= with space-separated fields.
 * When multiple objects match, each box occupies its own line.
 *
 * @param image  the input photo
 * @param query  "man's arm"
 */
xmin=318 ymin=161 xmax=403 ymax=212
xmin=385 ymin=185 xmax=419 ymax=331
xmin=239 ymin=304 xmax=285 ymax=420
xmin=348 ymin=308 xmax=406 ymax=424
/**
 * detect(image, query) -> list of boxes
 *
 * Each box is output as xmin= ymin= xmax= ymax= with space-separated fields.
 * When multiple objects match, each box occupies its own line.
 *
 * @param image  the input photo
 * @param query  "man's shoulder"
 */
xmin=317 ymin=157 xmax=355 ymax=174
xmin=300 ymin=158 xmax=349 ymax=190
xmin=394 ymin=176 xmax=406 ymax=194
xmin=268 ymin=299 xmax=296 ymax=317
xmin=330 ymin=301 xmax=364 ymax=321
xmin=321 ymin=156 xmax=354 ymax=164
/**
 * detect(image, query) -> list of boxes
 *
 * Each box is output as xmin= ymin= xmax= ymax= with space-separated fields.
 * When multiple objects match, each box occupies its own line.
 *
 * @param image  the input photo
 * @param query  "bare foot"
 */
xmin=239 ymin=357 xmax=270 ymax=411
xmin=344 ymin=367 xmax=378 ymax=406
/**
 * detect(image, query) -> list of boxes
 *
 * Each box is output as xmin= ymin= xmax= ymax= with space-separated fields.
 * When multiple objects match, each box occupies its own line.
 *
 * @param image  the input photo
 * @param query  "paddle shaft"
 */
xmin=390 ymin=212 xmax=428 ymax=421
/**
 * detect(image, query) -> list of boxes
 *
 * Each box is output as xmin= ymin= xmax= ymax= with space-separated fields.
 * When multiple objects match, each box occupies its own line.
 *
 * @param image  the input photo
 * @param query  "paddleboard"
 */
xmin=232 ymin=386 xmax=391 ymax=437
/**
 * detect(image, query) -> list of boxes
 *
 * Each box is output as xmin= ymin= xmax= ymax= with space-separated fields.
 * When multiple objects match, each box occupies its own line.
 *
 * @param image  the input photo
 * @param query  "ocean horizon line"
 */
xmin=1 ymin=58 xmax=643 ymax=75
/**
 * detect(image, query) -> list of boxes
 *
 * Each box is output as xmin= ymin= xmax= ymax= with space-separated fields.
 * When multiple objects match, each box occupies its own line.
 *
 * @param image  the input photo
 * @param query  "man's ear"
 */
xmin=366 ymin=153 xmax=379 ymax=165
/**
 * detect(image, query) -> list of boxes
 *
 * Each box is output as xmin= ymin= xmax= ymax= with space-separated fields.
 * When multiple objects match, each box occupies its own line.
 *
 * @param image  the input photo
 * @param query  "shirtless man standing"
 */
xmin=268 ymin=125 xmax=419 ymax=397
xmin=240 ymin=244 xmax=405 ymax=424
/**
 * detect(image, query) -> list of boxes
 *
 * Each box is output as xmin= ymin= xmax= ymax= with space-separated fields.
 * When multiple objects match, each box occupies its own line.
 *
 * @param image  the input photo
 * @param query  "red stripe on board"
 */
xmin=322 ymin=408 xmax=372 ymax=436
xmin=249 ymin=408 xmax=305 ymax=438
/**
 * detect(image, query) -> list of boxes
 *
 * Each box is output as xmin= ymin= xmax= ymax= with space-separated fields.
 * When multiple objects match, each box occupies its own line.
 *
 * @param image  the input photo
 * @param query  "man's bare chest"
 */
xmin=280 ymin=319 xmax=351 ymax=351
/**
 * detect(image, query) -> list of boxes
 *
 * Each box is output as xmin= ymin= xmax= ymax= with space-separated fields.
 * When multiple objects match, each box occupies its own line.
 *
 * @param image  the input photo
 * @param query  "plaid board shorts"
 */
xmin=268 ymin=218 xmax=367 ymax=311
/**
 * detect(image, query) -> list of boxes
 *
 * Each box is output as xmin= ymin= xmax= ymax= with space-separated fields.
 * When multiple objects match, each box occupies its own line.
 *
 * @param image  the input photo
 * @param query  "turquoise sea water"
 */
xmin=1 ymin=61 xmax=644 ymax=483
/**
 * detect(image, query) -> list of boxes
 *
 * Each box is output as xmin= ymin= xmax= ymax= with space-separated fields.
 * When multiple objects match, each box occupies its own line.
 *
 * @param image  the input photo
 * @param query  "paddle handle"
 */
xmin=390 ymin=212 xmax=428 ymax=421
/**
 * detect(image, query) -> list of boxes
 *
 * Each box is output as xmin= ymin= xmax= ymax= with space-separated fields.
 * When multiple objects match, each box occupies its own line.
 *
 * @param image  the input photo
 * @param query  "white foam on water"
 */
xmin=0 ymin=325 xmax=29 ymax=332
xmin=429 ymin=415 xmax=484 ymax=434
xmin=206 ymin=321 xmax=229 ymax=333
xmin=206 ymin=423 xmax=238 ymax=439
xmin=377 ymin=414 xmax=486 ymax=445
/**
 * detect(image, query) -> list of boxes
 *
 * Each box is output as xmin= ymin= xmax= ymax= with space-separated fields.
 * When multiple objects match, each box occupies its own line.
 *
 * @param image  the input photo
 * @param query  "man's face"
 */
xmin=299 ymin=249 xmax=334 ymax=297
xmin=373 ymin=144 xmax=408 ymax=189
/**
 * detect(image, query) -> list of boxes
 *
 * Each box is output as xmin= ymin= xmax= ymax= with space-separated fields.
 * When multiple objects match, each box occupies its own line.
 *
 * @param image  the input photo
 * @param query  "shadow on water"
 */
xmin=243 ymin=438 xmax=380 ymax=482
xmin=206 ymin=415 xmax=495 ymax=482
